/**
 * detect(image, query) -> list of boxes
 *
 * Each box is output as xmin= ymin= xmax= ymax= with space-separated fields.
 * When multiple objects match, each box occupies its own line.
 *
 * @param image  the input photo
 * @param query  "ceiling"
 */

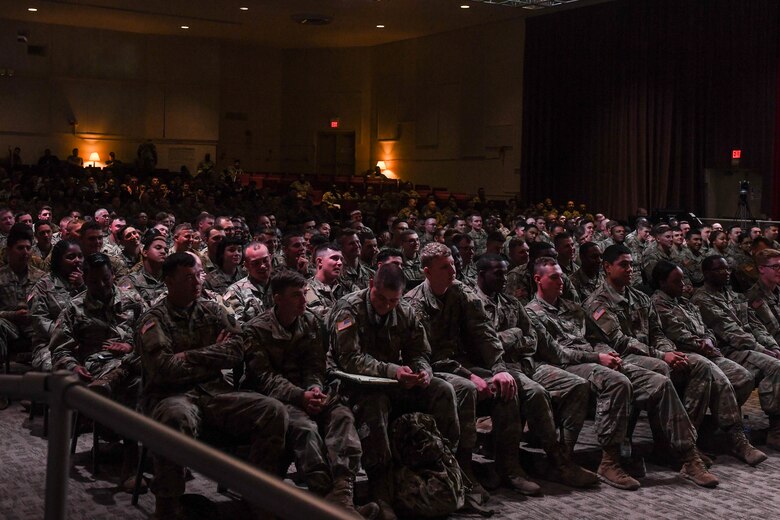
xmin=0 ymin=0 xmax=603 ymax=48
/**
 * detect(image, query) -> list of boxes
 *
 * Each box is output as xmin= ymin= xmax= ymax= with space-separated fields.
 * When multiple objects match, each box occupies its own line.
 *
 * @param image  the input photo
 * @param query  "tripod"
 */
xmin=733 ymin=189 xmax=754 ymax=230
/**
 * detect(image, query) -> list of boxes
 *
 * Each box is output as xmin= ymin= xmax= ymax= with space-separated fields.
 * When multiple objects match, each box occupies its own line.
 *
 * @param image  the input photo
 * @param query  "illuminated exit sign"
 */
xmin=732 ymin=149 xmax=741 ymax=159
xmin=330 ymin=118 xmax=339 ymax=129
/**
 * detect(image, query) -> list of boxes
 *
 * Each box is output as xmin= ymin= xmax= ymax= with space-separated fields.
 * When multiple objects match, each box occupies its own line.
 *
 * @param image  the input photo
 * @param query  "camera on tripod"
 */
xmin=739 ymin=180 xmax=750 ymax=201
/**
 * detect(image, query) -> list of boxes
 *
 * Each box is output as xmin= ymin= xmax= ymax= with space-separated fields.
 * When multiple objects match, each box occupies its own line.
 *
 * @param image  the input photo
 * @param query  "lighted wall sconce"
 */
xmin=376 ymin=161 xmax=387 ymax=171
xmin=89 ymin=152 xmax=100 ymax=167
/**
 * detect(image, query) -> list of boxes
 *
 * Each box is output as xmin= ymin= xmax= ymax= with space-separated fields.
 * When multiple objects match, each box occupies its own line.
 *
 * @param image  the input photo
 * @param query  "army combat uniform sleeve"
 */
xmin=692 ymin=292 xmax=777 ymax=354
xmin=401 ymin=309 xmax=433 ymax=377
xmin=48 ymin=307 xmax=80 ymax=371
xmin=585 ymin=297 xmax=664 ymax=359
xmin=463 ymin=295 xmax=507 ymax=375
xmin=329 ymin=306 xmax=401 ymax=379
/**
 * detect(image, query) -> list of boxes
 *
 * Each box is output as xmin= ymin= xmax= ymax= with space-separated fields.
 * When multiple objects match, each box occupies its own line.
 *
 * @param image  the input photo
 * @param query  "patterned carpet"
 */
xmin=2 ymin=390 xmax=780 ymax=519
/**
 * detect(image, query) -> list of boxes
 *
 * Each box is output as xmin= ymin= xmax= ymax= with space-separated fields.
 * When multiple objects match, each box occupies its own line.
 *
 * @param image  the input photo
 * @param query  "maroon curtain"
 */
xmin=521 ymin=0 xmax=779 ymax=219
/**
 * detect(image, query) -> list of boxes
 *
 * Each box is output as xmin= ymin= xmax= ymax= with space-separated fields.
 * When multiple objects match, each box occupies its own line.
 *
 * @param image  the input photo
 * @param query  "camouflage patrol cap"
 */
xmin=141 ymin=228 xmax=165 ymax=250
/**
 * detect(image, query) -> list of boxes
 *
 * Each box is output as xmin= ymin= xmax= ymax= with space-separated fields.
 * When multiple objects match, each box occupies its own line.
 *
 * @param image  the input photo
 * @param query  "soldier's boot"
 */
xmin=697 ymin=450 xmax=713 ymax=468
xmin=766 ymin=416 xmax=780 ymax=451
xmin=597 ymin=446 xmax=640 ymax=491
xmin=153 ymin=496 xmax=185 ymax=520
xmin=456 ymin=447 xmax=490 ymax=503
xmin=547 ymin=444 xmax=599 ymax=488
xmin=119 ymin=440 xmax=147 ymax=493
xmin=728 ymin=429 xmax=767 ymax=466
xmin=88 ymin=366 xmax=129 ymax=398
xmin=496 ymin=441 xmax=541 ymax=496
xmin=679 ymin=449 xmax=719 ymax=488
xmin=326 ymin=477 xmax=380 ymax=519
xmin=366 ymin=468 xmax=397 ymax=520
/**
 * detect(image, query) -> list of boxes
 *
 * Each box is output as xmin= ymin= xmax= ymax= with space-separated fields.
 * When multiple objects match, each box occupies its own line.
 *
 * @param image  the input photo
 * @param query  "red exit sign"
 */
xmin=330 ymin=118 xmax=339 ymax=129
xmin=732 ymin=149 xmax=741 ymax=159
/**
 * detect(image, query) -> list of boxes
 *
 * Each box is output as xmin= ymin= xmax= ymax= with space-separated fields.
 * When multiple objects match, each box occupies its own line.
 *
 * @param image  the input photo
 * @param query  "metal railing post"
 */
xmin=43 ymin=372 xmax=80 ymax=520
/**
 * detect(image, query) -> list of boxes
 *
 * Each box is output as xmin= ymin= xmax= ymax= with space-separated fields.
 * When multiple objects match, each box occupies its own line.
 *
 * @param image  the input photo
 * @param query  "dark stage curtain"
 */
xmin=521 ymin=0 xmax=779 ymax=219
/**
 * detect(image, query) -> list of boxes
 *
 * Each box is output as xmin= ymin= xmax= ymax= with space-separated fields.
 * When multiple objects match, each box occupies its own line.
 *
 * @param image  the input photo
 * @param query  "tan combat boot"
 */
xmin=88 ymin=366 xmax=128 ymax=398
xmin=326 ymin=477 xmax=380 ymax=519
xmin=729 ymin=430 xmax=767 ymax=466
xmin=679 ymin=449 xmax=718 ymax=488
xmin=548 ymin=444 xmax=599 ymax=488
xmin=597 ymin=446 xmax=640 ymax=491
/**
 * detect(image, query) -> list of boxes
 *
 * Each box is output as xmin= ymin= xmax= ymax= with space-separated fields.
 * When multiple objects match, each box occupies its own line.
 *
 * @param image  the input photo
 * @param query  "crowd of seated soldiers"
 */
xmin=3 ymin=150 xmax=780 ymax=519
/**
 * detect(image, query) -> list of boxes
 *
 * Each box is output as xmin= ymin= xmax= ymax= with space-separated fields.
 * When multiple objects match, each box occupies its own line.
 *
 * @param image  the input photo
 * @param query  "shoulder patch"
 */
xmin=337 ymin=316 xmax=354 ymax=331
xmin=141 ymin=320 xmax=156 ymax=335
xmin=751 ymin=299 xmax=764 ymax=309
xmin=592 ymin=308 xmax=606 ymax=321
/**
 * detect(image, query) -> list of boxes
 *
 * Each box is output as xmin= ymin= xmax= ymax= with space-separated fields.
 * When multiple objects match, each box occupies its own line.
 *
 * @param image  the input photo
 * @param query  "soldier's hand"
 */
xmin=297 ymin=255 xmax=309 ymax=274
xmin=662 ymin=351 xmax=688 ymax=370
xmin=216 ymin=329 xmax=233 ymax=344
xmin=73 ymin=365 xmax=92 ymax=382
xmin=303 ymin=388 xmax=326 ymax=416
xmin=416 ymin=370 xmax=431 ymax=388
xmin=104 ymin=342 xmax=133 ymax=354
xmin=396 ymin=366 xmax=419 ymax=389
xmin=68 ymin=270 xmax=84 ymax=287
xmin=469 ymin=373 xmax=493 ymax=401
xmin=491 ymin=372 xmax=517 ymax=402
xmin=598 ymin=352 xmax=622 ymax=370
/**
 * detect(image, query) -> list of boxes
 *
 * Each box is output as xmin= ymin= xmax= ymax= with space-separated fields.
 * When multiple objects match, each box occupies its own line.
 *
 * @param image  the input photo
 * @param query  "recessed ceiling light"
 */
xmin=239 ymin=6 xmax=248 ymax=11
xmin=460 ymin=4 xmax=470 ymax=8
xmin=28 ymin=7 xmax=38 ymax=11
xmin=180 ymin=25 xmax=190 ymax=29
xmin=376 ymin=24 xmax=385 ymax=28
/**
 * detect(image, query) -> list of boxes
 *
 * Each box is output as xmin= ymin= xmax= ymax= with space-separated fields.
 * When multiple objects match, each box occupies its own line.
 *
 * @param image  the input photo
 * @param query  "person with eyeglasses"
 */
xmin=692 ymin=254 xmax=780 ymax=450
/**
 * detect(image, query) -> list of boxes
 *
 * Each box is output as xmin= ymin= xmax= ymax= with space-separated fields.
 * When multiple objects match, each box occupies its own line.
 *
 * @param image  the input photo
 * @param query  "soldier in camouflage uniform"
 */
xmin=583 ymin=245 xmax=718 ymax=487
xmin=223 ymin=242 xmax=274 ymax=324
xmin=0 ymin=224 xmax=45 ymax=371
xmin=506 ymin=241 xmax=579 ymax=305
xmin=467 ymin=214 xmax=488 ymax=256
xmin=31 ymin=219 xmax=54 ymax=269
xmin=198 ymin=225 xmax=225 ymax=274
xmin=641 ymin=225 xmax=679 ymax=288
xmin=651 ymin=260 xmax=766 ymax=465
xmin=326 ymin=263 xmax=459 ymax=517
xmin=625 ymin=219 xmax=651 ymax=289
xmin=679 ymin=229 xmax=706 ymax=287
xmin=79 ymin=220 xmax=129 ymax=278
xmin=338 ymin=229 xmax=374 ymax=290
xmin=306 ymin=243 xmax=353 ymax=320
xmin=203 ymin=236 xmax=245 ymax=295
xmin=28 ymin=239 xmax=85 ymax=371
xmin=691 ymin=254 xmax=780 ymax=450
xmin=405 ymin=243 xmax=597 ymax=497
xmin=474 ymin=254 xmax=595 ymax=494
xmin=570 ymin=242 xmax=604 ymax=301
xmin=136 ymin=253 xmax=287 ymax=518
xmin=399 ymin=229 xmax=424 ymax=291
xmin=453 ymin=234 xmax=478 ymax=287
xmin=118 ymin=230 xmax=167 ymax=310
xmin=242 ymin=270 xmax=378 ymax=518
xmin=744 ymin=249 xmax=780 ymax=344
xmin=554 ymin=232 xmax=577 ymax=276
xmin=0 ymin=208 xmax=14 ymax=248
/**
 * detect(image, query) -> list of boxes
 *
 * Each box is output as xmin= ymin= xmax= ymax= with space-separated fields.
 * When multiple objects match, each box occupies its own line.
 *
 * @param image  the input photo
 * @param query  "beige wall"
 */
xmin=1 ymin=17 xmax=525 ymax=197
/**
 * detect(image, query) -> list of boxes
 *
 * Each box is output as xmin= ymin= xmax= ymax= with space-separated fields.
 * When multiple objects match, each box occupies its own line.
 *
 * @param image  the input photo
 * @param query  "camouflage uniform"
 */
xmin=474 ymin=287 xmax=590 ymax=450
xmin=340 ymin=261 xmax=374 ymax=291
xmin=118 ymin=268 xmax=166 ymax=311
xmin=306 ymin=277 xmax=354 ymax=320
xmin=691 ymin=285 xmax=780 ymax=417
xmin=468 ymin=229 xmax=488 ymax=256
xmin=745 ymin=280 xmax=780 ymax=344
xmin=583 ymin=283 xmax=698 ymax=452
xmin=403 ymin=281 xmax=525 ymax=474
xmin=401 ymin=254 xmax=425 ymax=291
xmin=243 ymin=308 xmax=361 ymax=494
xmin=222 ymin=276 xmax=273 ymax=325
xmin=325 ymin=288 xmax=459 ymax=493
xmin=203 ymin=267 xmax=244 ymax=296
xmin=652 ymin=289 xmax=752 ymax=429
xmin=641 ymin=243 xmax=679 ymax=287
xmin=570 ymin=268 xmax=604 ymax=302
xmin=28 ymin=273 xmax=84 ymax=371
xmin=504 ymin=264 xmax=529 ymax=301
xmin=625 ymin=236 xmax=649 ymax=288
xmin=679 ymin=247 xmax=706 ymax=287
xmin=732 ymin=255 xmax=758 ymax=293
xmin=136 ymin=297 xmax=287 ymax=499
xmin=0 ymin=264 xmax=44 ymax=361
xmin=507 ymin=268 xmax=579 ymax=306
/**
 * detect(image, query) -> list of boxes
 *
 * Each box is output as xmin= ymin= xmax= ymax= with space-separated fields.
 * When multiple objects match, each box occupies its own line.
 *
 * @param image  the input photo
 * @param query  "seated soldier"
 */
xmin=203 ymin=236 xmax=245 ymax=295
xmin=338 ymin=229 xmax=374 ymax=290
xmin=399 ymin=229 xmax=424 ymax=291
xmin=680 ymin=229 xmax=706 ymax=287
xmin=651 ymin=260 xmax=765 ymax=466
xmin=692 ymin=254 xmax=780 ymax=450
xmin=118 ymin=230 xmax=168 ymax=310
xmin=136 ymin=253 xmax=287 ymax=518
xmin=744 ymin=248 xmax=780 ymax=344
xmin=223 ymin=242 xmax=274 ymax=324
xmin=405 ymin=243 xmax=597 ymax=498
xmin=306 ymin=243 xmax=353 ymax=320
xmin=28 ymin=239 xmax=85 ymax=371
xmin=474 ymin=254 xmax=593 ymax=494
xmin=48 ymin=252 xmax=145 ymax=490
xmin=506 ymin=241 xmax=579 ymax=304
xmin=642 ymin=224 xmax=678 ymax=288
xmin=242 ymin=270 xmax=378 ymax=518
xmin=584 ymin=245 xmax=717 ymax=487
xmin=326 ymin=263 xmax=459 ymax=518
xmin=280 ymin=231 xmax=313 ymax=277
xmin=570 ymin=242 xmax=604 ymax=301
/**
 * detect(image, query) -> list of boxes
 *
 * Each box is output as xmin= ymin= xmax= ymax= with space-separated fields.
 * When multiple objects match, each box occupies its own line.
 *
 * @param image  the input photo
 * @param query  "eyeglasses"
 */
xmin=759 ymin=264 xmax=780 ymax=271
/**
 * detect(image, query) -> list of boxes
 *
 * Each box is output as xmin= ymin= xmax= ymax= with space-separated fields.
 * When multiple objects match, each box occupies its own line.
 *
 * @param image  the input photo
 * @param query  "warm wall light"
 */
xmin=89 ymin=152 xmax=100 ymax=167
xmin=376 ymin=161 xmax=387 ymax=170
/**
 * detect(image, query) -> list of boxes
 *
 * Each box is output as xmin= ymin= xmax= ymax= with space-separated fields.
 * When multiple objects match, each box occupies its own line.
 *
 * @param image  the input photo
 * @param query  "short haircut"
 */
xmin=313 ymin=242 xmax=340 ymax=259
xmin=533 ymin=256 xmax=559 ymax=276
xmin=448 ymin=215 xmax=464 ymax=228
xmin=216 ymin=236 xmax=245 ymax=267
xmin=420 ymin=242 xmax=452 ymax=268
xmin=309 ymin=234 xmax=330 ymax=250
xmin=377 ymin=248 xmax=403 ymax=263
xmin=528 ymin=241 xmax=555 ymax=262
xmin=270 ymin=269 xmax=306 ymax=295
xmin=701 ymin=254 xmax=726 ymax=272
xmin=7 ymin=223 xmax=34 ymax=248
xmin=34 ymin=220 xmax=52 ymax=232
xmin=579 ymin=241 xmax=601 ymax=258
xmin=196 ymin=212 xmax=215 ymax=227
xmin=163 ymin=252 xmax=197 ymax=279
xmin=553 ymin=232 xmax=572 ymax=248
xmin=602 ymin=244 xmax=632 ymax=264
xmin=487 ymin=231 xmax=505 ymax=244
xmin=651 ymin=260 xmax=681 ymax=290
xmin=466 ymin=213 xmax=481 ymax=223
xmin=337 ymin=229 xmax=359 ymax=244
xmin=754 ymin=248 xmax=780 ymax=266
xmin=752 ymin=237 xmax=773 ymax=251
xmin=686 ymin=229 xmax=702 ymax=240
xmin=508 ymin=237 xmax=526 ymax=251
xmin=651 ymin=224 xmax=670 ymax=237
xmin=374 ymin=263 xmax=405 ymax=292
xmin=173 ymin=223 xmax=193 ymax=236
xmin=80 ymin=220 xmax=103 ymax=235
xmin=83 ymin=252 xmax=112 ymax=275
xmin=452 ymin=233 xmax=473 ymax=246
xmin=141 ymin=229 xmax=165 ymax=250
xmin=359 ymin=230 xmax=376 ymax=244
xmin=763 ymin=223 xmax=779 ymax=231
xmin=243 ymin=241 xmax=267 ymax=256
xmin=476 ymin=253 xmax=507 ymax=274
xmin=282 ymin=231 xmax=304 ymax=248
xmin=728 ymin=224 xmax=742 ymax=233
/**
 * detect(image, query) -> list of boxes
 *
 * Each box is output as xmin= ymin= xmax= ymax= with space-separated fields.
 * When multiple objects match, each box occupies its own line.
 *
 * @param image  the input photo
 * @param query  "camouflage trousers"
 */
xmin=727 ymin=349 xmax=780 ymax=416
xmin=149 ymin=390 xmax=288 ymax=498
xmin=349 ymin=376 xmax=459 ymax=473
xmin=0 ymin=318 xmax=30 ymax=363
xmin=622 ymin=355 xmax=697 ymax=452
xmin=286 ymin=402 xmax=362 ymax=494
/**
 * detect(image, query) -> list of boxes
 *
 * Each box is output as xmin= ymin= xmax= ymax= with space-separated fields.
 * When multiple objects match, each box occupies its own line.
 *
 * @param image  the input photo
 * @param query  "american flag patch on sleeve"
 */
xmin=592 ymin=308 xmax=606 ymax=321
xmin=337 ymin=317 xmax=354 ymax=331
xmin=141 ymin=320 xmax=156 ymax=335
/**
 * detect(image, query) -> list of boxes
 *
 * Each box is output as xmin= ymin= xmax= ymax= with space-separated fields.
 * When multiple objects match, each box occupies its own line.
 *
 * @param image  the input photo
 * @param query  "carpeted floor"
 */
xmin=2 ymin=390 xmax=779 ymax=519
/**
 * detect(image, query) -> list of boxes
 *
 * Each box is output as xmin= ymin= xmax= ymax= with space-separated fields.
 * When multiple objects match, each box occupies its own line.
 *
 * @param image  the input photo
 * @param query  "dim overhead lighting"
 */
xmin=240 ymin=6 xmax=249 ymax=11
xmin=28 ymin=7 xmax=38 ymax=11
xmin=180 ymin=25 xmax=190 ymax=29
xmin=469 ymin=0 xmax=578 ymax=9
xmin=460 ymin=4 xmax=471 ymax=8
xmin=376 ymin=24 xmax=385 ymax=28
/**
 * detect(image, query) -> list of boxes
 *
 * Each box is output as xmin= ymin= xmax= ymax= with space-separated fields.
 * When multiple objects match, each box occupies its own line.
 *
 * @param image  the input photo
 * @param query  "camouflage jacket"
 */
xmin=326 ymin=288 xmax=432 ymax=378
xmin=203 ymin=267 xmax=244 ymax=296
xmin=0 ymin=264 xmax=45 ymax=320
xmin=651 ymin=289 xmax=716 ymax=353
xmin=744 ymin=280 xmax=780 ymax=344
xmin=504 ymin=265 xmax=579 ymax=306
xmin=401 ymin=254 xmax=425 ymax=291
xmin=49 ymin=287 xmax=145 ymax=371
xmin=223 ymin=276 xmax=273 ymax=325
xmin=306 ymin=276 xmax=354 ymax=320
xmin=625 ymin=236 xmax=649 ymax=286
xmin=404 ymin=280 xmax=506 ymax=377
xmin=678 ymin=247 xmax=706 ymax=286
xmin=242 ymin=308 xmax=325 ymax=406
xmin=569 ymin=268 xmax=604 ymax=302
xmin=641 ymin=242 xmax=679 ymax=286
xmin=29 ymin=274 xmax=85 ymax=353
xmin=691 ymin=284 xmax=779 ymax=355
xmin=473 ymin=285 xmax=538 ymax=365
xmin=468 ymin=229 xmax=488 ymax=256
xmin=584 ymin=281 xmax=675 ymax=359
xmin=340 ymin=260 xmax=374 ymax=291
xmin=118 ymin=268 xmax=166 ymax=310
xmin=135 ymin=297 xmax=243 ymax=407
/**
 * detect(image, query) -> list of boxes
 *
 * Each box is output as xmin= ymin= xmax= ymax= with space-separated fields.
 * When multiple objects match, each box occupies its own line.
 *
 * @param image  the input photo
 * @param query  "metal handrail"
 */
xmin=0 ymin=371 xmax=354 ymax=520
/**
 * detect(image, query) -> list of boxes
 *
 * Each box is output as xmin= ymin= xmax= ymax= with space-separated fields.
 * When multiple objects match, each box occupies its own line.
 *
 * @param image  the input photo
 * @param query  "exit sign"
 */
xmin=330 ymin=118 xmax=339 ymax=129
xmin=732 ymin=149 xmax=741 ymax=159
